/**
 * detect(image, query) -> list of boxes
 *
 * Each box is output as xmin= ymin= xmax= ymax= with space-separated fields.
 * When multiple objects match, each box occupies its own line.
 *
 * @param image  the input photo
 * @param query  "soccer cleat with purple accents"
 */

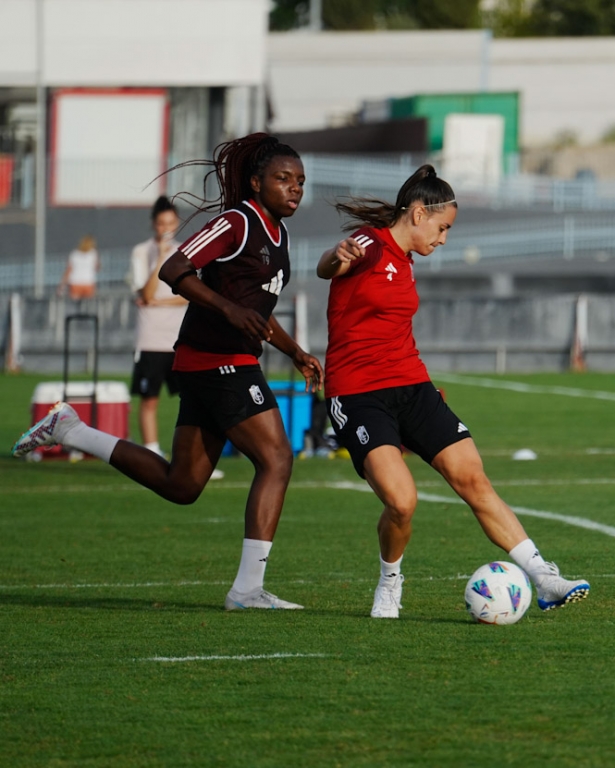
xmin=11 ymin=402 xmax=81 ymax=458
xmin=224 ymin=587 xmax=304 ymax=611
xmin=536 ymin=562 xmax=590 ymax=611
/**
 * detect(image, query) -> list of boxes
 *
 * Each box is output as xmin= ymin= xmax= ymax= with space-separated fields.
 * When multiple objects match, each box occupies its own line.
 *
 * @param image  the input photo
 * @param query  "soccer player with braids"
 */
xmin=318 ymin=164 xmax=590 ymax=619
xmin=13 ymin=133 xmax=323 ymax=611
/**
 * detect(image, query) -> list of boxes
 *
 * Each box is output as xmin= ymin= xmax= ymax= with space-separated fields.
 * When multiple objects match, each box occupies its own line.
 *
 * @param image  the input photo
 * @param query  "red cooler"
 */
xmin=29 ymin=381 xmax=130 ymax=460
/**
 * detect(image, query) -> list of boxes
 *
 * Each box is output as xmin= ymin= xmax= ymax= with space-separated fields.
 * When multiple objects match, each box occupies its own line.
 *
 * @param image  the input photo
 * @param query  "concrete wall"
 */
xmin=267 ymin=30 xmax=489 ymax=132
xmin=267 ymin=31 xmax=615 ymax=147
xmin=4 ymin=288 xmax=615 ymax=375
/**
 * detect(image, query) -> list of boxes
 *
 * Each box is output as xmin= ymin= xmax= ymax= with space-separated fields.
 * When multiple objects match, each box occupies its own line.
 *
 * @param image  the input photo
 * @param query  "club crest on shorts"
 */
xmin=249 ymin=384 xmax=265 ymax=405
xmin=356 ymin=425 xmax=369 ymax=445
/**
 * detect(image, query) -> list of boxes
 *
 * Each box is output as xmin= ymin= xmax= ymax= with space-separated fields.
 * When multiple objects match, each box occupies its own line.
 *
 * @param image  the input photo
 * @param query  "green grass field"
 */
xmin=1 ymin=371 xmax=615 ymax=767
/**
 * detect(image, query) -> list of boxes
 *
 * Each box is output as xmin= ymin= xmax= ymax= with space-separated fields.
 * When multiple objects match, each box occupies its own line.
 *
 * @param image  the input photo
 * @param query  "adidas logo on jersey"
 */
xmin=458 ymin=422 xmax=469 ymax=433
xmin=385 ymin=262 xmax=398 ymax=281
xmin=354 ymin=234 xmax=374 ymax=248
xmin=262 ymin=269 xmax=284 ymax=296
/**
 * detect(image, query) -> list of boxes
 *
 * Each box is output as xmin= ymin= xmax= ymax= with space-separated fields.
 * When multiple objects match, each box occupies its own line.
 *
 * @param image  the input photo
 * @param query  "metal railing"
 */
xmin=1 ymin=152 xmax=615 ymax=212
xmin=3 ymin=152 xmax=615 ymax=291
xmin=0 ymin=247 xmax=132 ymax=293
xmin=289 ymin=213 xmax=615 ymax=279
xmin=301 ymin=154 xmax=615 ymax=212
xmin=3 ymin=212 xmax=615 ymax=291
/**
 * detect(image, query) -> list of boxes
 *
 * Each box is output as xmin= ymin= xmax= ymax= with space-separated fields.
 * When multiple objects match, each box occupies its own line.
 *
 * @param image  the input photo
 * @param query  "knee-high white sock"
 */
xmin=232 ymin=539 xmax=273 ymax=594
xmin=509 ymin=538 xmax=549 ymax=586
xmin=380 ymin=554 xmax=403 ymax=581
xmin=63 ymin=422 xmax=119 ymax=464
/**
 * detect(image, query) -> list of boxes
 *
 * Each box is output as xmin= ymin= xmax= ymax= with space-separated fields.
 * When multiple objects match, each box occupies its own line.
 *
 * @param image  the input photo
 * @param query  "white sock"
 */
xmin=509 ymin=538 xmax=549 ymax=586
xmin=63 ymin=422 xmax=120 ymax=464
xmin=380 ymin=554 xmax=403 ymax=581
xmin=232 ymin=539 xmax=273 ymax=594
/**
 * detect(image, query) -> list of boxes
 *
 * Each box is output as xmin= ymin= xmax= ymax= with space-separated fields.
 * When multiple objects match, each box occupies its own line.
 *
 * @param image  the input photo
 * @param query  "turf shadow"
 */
xmin=0 ymin=592 xmax=225 ymax=612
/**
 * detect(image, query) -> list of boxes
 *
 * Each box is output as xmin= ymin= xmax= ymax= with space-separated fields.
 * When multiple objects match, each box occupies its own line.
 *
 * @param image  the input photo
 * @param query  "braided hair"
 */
xmin=335 ymin=164 xmax=456 ymax=231
xmin=166 ymin=133 xmax=301 ymax=220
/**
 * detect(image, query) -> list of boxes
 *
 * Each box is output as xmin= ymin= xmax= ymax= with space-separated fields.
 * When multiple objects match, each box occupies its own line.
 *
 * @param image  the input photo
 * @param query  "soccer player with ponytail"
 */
xmin=13 ymin=133 xmax=322 ymax=611
xmin=318 ymin=164 xmax=590 ymax=619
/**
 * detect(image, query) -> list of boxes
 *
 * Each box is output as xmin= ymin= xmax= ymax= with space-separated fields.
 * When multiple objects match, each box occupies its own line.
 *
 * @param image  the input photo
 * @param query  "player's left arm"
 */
xmin=267 ymin=314 xmax=323 ymax=393
xmin=317 ymin=237 xmax=366 ymax=279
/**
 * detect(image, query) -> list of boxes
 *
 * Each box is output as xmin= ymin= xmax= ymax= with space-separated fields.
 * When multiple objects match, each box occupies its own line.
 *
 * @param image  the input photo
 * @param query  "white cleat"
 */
xmin=536 ymin=562 xmax=590 ymax=611
xmin=224 ymin=587 xmax=304 ymax=611
xmin=371 ymin=574 xmax=404 ymax=619
xmin=11 ymin=402 xmax=81 ymax=458
xmin=211 ymin=468 xmax=225 ymax=480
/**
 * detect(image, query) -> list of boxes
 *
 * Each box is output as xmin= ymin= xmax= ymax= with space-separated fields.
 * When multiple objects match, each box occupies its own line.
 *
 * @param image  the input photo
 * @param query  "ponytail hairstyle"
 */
xmin=150 ymin=195 xmax=178 ymax=221
xmin=164 ymin=133 xmax=301 ymax=223
xmin=335 ymin=164 xmax=456 ymax=231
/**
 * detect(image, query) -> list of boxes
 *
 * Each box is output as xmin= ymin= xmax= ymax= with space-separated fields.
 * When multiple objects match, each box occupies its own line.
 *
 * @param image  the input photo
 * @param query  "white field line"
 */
xmin=487 ymin=478 xmax=615 ymax=486
xmin=293 ymin=478 xmax=615 ymax=488
xmin=3 ymin=571 xmax=614 ymax=592
xmin=142 ymin=653 xmax=328 ymax=663
xmin=1 ymin=481 xmax=612 ymax=593
xmin=2 ymin=481 xmax=615 ymax=539
xmin=3 ymin=480 xmax=614 ymax=537
xmin=0 ymin=580 xmax=229 ymax=590
xmin=323 ymin=480 xmax=615 ymax=538
xmin=5 ymin=473 xmax=615 ymax=497
xmin=434 ymin=373 xmax=615 ymax=402
xmin=1 ymin=482 xmax=262 ymax=495
xmin=418 ymin=490 xmax=615 ymax=538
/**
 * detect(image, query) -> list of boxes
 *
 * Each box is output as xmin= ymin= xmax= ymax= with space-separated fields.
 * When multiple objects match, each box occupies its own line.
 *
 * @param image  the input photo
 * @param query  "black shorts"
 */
xmin=130 ymin=351 xmax=180 ymax=398
xmin=327 ymin=381 xmax=471 ymax=477
xmin=175 ymin=365 xmax=279 ymax=438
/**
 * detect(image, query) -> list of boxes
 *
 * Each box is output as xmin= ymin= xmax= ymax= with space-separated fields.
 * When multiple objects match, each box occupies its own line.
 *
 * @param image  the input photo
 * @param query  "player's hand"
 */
xmin=158 ymin=232 xmax=174 ymax=257
xmin=332 ymin=237 xmax=366 ymax=264
xmin=225 ymin=305 xmax=272 ymax=342
xmin=292 ymin=350 xmax=324 ymax=393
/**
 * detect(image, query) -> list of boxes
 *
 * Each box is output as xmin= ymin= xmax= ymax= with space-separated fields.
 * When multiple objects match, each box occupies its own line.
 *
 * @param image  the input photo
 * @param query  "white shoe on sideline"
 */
xmin=371 ymin=574 xmax=405 ymax=619
xmin=536 ymin=562 xmax=590 ymax=611
xmin=12 ymin=402 xmax=81 ymax=458
xmin=224 ymin=587 xmax=303 ymax=611
xmin=211 ymin=468 xmax=224 ymax=480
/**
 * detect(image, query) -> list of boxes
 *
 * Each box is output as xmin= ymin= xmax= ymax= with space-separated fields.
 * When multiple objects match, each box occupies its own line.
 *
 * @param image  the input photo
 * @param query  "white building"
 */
xmin=0 ymin=0 xmax=271 ymax=204
xmin=267 ymin=30 xmax=615 ymax=148
xmin=2 ymin=6 xmax=615 ymax=206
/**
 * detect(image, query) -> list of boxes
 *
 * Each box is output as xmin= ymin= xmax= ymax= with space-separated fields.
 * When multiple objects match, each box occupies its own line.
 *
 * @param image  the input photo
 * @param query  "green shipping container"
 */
xmin=390 ymin=92 xmax=519 ymax=154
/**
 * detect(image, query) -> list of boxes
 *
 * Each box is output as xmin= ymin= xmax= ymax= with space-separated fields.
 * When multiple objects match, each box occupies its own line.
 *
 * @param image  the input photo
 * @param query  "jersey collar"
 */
xmin=244 ymin=199 xmax=282 ymax=246
xmin=378 ymin=226 xmax=413 ymax=262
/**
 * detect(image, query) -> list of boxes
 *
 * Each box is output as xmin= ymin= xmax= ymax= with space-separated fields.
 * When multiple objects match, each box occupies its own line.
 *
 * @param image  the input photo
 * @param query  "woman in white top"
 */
xmin=58 ymin=235 xmax=99 ymax=300
xmin=130 ymin=196 xmax=188 ymax=458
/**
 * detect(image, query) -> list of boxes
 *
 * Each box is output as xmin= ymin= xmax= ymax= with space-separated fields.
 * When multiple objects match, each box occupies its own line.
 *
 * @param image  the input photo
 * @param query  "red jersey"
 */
xmin=324 ymin=226 xmax=430 ymax=398
xmin=173 ymin=199 xmax=290 ymax=371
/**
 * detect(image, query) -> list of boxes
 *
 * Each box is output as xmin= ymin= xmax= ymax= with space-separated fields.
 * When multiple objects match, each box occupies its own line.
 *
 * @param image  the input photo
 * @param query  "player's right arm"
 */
xmin=317 ymin=237 xmax=366 ymax=280
xmin=158 ymin=212 xmax=272 ymax=342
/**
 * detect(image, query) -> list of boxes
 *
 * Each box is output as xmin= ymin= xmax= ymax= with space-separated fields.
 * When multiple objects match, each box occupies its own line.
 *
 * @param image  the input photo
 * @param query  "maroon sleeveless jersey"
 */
xmin=176 ymin=200 xmax=290 ymax=358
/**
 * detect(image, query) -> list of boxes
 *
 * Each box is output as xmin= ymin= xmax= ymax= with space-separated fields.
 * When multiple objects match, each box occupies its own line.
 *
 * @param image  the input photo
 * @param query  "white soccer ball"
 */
xmin=464 ymin=561 xmax=532 ymax=625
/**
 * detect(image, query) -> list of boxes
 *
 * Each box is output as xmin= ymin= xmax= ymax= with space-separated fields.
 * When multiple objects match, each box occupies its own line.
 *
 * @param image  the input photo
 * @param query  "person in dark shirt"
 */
xmin=13 ymin=133 xmax=322 ymax=612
